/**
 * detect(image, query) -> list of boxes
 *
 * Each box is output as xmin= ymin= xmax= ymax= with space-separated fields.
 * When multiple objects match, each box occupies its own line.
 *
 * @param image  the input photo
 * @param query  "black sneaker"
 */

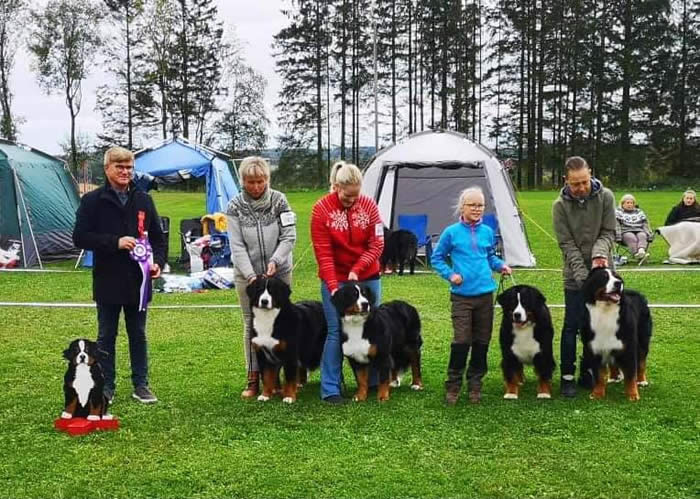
xmin=560 ymin=379 xmax=577 ymax=398
xmin=132 ymin=385 xmax=158 ymax=404
xmin=323 ymin=395 xmax=346 ymax=405
xmin=104 ymin=388 xmax=115 ymax=405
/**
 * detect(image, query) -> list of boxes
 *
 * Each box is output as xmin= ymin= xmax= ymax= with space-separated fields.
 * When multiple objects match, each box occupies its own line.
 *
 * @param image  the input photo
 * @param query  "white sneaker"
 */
xmin=635 ymin=249 xmax=646 ymax=259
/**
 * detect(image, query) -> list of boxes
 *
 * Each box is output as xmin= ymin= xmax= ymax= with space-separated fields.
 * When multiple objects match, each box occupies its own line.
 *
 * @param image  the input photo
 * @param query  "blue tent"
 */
xmin=134 ymin=138 xmax=239 ymax=214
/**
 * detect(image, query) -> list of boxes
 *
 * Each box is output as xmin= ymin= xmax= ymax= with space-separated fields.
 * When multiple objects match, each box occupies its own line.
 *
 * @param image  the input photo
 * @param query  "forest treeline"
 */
xmin=0 ymin=0 xmax=697 ymax=189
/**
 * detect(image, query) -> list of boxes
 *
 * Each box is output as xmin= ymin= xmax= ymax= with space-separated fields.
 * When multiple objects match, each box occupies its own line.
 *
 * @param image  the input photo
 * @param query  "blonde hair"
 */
xmin=104 ymin=146 xmax=134 ymax=167
xmin=682 ymin=189 xmax=697 ymax=203
xmin=332 ymin=161 xmax=363 ymax=187
xmin=455 ymin=186 xmax=485 ymax=216
xmin=619 ymin=193 xmax=637 ymax=208
xmin=329 ymin=161 xmax=344 ymax=192
xmin=239 ymin=156 xmax=270 ymax=180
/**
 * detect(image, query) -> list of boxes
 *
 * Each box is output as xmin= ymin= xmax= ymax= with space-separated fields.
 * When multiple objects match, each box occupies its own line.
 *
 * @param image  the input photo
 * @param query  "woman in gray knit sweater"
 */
xmin=615 ymin=193 xmax=653 ymax=260
xmin=226 ymin=157 xmax=296 ymax=398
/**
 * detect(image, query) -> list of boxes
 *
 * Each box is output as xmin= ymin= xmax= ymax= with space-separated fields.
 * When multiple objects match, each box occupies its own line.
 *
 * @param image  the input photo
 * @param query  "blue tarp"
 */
xmin=134 ymin=139 xmax=239 ymax=214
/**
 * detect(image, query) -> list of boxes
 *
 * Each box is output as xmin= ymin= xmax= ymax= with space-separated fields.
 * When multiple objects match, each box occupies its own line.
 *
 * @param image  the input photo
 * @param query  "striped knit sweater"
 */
xmin=310 ymin=192 xmax=384 ymax=293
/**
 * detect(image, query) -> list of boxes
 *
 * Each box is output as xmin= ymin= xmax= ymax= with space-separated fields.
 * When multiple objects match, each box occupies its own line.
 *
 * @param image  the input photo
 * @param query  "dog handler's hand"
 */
xmin=118 ymin=236 xmax=137 ymax=250
xmin=450 ymin=273 xmax=463 ymax=285
xmin=348 ymin=271 xmax=359 ymax=281
xmin=266 ymin=262 xmax=277 ymax=276
xmin=150 ymin=263 xmax=161 ymax=279
xmin=592 ymin=257 xmax=608 ymax=268
xmin=501 ymin=264 xmax=513 ymax=275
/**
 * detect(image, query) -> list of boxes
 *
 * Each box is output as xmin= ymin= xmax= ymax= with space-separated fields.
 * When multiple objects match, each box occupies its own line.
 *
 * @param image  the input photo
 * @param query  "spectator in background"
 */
xmin=664 ymin=189 xmax=700 ymax=226
xmin=615 ymin=194 xmax=653 ymax=260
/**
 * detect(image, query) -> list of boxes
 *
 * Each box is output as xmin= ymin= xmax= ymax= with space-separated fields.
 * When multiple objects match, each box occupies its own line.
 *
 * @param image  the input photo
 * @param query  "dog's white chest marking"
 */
xmin=587 ymin=302 xmax=623 ymax=362
xmin=73 ymin=363 xmax=94 ymax=408
xmin=341 ymin=317 xmax=371 ymax=364
xmin=511 ymin=323 xmax=540 ymax=363
xmin=252 ymin=307 xmax=281 ymax=350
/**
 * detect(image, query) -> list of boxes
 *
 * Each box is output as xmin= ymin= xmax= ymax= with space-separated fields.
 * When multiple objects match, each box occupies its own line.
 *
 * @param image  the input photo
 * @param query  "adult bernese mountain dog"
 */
xmin=381 ymin=228 xmax=418 ymax=276
xmin=331 ymin=283 xmax=423 ymax=402
xmin=247 ymin=276 xmax=327 ymax=403
xmin=61 ymin=339 xmax=109 ymax=420
xmin=496 ymin=285 xmax=556 ymax=400
xmin=581 ymin=267 xmax=652 ymax=401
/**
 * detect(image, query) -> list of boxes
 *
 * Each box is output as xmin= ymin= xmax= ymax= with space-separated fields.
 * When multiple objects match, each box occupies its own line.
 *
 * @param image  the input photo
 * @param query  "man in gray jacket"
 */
xmin=552 ymin=156 xmax=616 ymax=397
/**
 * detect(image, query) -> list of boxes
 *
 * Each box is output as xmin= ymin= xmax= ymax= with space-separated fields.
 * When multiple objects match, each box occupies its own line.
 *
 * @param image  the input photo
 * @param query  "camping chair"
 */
xmin=482 ymin=213 xmax=503 ymax=258
xmin=200 ymin=213 xmax=231 ymax=268
xmin=614 ymin=232 xmax=655 ymax=266
xmin=397 ymin=214 xmax=437 ymax=267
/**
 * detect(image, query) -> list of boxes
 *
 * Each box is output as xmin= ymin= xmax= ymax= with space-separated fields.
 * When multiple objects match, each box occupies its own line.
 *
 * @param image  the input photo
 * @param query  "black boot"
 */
xmin=467 ymin=343 xmax=489 ymax=404
xmin=445 ymin=343 xmax=469 ymax=405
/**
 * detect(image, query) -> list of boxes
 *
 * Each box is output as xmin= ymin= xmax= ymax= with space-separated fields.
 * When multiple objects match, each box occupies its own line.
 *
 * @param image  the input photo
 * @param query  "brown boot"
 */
xmin=241 ymin=371 xmax=259 ymax=399
xmin=444 ymin=343 xmax=469 ymax=406
xmin=468 ymin=387 xmax=482 ymax=404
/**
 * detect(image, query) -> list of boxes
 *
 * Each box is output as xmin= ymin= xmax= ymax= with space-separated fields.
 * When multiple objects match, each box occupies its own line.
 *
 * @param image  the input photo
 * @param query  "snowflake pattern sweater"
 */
xmin=310 ymin=192 xmax=384 ymax=293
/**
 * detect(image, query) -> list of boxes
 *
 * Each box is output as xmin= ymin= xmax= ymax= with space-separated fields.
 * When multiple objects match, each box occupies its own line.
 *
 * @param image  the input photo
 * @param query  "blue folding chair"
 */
xmin=398 ymin=214 xmax=435 ymax=267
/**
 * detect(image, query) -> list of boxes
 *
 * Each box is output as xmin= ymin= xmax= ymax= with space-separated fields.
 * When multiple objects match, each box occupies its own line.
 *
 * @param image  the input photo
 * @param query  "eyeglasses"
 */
xmin=465 ymin=203 xmax=485 ymax=209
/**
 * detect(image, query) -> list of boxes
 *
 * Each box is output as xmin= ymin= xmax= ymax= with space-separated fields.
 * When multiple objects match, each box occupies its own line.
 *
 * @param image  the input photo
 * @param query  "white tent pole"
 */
xmin=12 ymin=168 xmax=43 ymax=269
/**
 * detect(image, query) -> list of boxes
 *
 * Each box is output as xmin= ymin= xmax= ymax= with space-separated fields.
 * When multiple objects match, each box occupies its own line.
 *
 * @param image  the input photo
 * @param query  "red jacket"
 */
xmin=311 ymin=192 xmax=384 ymax=293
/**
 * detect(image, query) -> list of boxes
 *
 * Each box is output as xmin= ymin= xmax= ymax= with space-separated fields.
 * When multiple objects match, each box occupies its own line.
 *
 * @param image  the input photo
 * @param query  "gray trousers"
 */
xmin=621 ymin=231 xmax=649 ymax=253
xmin=234 ymin=272 xmax=292 ymax=374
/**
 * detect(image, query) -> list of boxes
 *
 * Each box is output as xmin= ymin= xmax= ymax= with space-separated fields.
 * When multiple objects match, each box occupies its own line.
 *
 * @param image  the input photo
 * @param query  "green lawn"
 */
xmin=0 ymin=190 xmax=698 ymax=499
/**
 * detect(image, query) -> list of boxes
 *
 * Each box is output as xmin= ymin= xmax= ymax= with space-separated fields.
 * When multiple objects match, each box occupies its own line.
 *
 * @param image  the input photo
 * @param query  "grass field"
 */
xmin=1 ymin=190 xmax=698 ymax=499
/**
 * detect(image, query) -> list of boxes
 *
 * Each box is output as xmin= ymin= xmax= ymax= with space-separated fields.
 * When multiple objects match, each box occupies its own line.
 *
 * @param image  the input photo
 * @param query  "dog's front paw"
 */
xmin=536 ymin=392 xmax=552 ymax=399
xmin=257 ymin=394 xmax=270 ymax=402
xmin=282 ymin=397 xmax=295 ymax=404
xmin=410 ymin=383 xmax=423 ymax=391
xmin=102 ymin=414 xmax=114 ymax=420
xmin=87 ymin=415 xmax=100 ymax=421
xmin=637 ymin=380 xmax=649 ymax=387
xmin=60 ymin=411 xmax=72 ymax=419
xmin=503 ymin=393 xmax=518 ymax=400
xmin=390 ymin=378 xmax=401 ymax=388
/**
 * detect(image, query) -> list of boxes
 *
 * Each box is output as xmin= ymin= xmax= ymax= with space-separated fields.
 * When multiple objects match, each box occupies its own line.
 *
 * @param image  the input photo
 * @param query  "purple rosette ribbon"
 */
xmin=129 ymin=237 xmax=153 ymax=311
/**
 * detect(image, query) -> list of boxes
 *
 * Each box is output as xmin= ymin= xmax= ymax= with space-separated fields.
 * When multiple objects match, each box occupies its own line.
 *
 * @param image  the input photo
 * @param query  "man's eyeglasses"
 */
xmin=111 ymin=164 xmax=134 ymax=171
xmin=465 ymin=203 xmax=485 ymax=209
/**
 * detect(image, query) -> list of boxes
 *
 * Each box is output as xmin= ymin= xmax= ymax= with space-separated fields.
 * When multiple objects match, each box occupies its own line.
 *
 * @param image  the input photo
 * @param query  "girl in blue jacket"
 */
xmin=432 ymin=186 xmax=512 ymax=405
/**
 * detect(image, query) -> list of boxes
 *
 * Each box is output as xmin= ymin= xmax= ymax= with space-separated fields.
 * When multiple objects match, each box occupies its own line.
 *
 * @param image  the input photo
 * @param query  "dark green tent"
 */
xmin=0 ymin=140 xmax=80 ymax=268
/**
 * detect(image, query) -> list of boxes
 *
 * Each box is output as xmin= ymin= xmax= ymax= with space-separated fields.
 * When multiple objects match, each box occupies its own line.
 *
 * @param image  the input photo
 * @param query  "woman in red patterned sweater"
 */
xmin=311 ymin=162 xmax=384 ymax=404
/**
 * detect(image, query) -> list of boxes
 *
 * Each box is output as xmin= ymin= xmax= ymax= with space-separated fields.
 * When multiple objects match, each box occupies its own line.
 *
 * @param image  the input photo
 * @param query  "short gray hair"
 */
xmin=332 ymin=162 xmax=363 ymax=187
xmin=455 ymin=186 xmax=485 ymax=216
xmin=239 ymin=156 xmax=270 ymax=180
xmin=104 ymin=146 xmax=133 ymax=167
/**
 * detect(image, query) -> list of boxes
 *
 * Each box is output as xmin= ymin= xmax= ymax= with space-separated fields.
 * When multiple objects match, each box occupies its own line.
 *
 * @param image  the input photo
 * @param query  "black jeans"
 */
xmin=96 ymin=303 xmax=149 ymax=391
xmin=560 ymin=289 xmax=585 ymax=377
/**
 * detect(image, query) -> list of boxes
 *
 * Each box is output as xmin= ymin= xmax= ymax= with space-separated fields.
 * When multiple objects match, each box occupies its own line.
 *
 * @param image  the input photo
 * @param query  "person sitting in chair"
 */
xmin=664 ymin=189 xmax=700 ymax=226
xmin=615 ymin=194 xmax=653 ymax=261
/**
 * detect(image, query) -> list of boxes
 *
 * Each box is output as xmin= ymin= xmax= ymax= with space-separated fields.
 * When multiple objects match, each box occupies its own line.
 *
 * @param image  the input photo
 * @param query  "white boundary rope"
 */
xmin=0 ymin=301 xmax=696 ymax=309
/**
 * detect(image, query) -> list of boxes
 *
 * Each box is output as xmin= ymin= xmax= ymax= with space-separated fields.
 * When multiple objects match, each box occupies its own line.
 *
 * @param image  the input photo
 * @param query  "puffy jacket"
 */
xmin=432 ymin=219 xmax=505 ymax=297
xmin=552 ymin=178 xmax=616 ymax=290
xmin=73 ymin=183 xmax=166 ymax=305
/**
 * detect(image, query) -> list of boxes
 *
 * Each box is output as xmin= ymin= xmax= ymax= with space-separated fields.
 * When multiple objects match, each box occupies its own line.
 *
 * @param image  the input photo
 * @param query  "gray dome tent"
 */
xmin=361 ymin=130 xmax=536 ymax=267
xmin=0 ymin=140 xmax=80 ymax=268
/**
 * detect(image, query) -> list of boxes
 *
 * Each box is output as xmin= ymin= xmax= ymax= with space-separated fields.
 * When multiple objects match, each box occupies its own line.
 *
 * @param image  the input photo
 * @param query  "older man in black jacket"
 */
xmin=73 ymin=146 xmax=165 ymax=404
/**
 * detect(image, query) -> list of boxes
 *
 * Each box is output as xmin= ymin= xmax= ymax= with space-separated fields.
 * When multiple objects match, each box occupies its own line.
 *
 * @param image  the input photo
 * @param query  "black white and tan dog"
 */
xmin=496 ymin=285 xmax=556 ymax=399
xmin=331 ymin=283 xmax=423 ymax=401
xmin=61 ymin=339 xmax=110 ymax=420
xmin=246 ymin=276 xmax=328 ymax=403
xmin=381 ymin=228 xmax=418 ymax=276
xmin=580 ymin=267 xmax=652 ymax=401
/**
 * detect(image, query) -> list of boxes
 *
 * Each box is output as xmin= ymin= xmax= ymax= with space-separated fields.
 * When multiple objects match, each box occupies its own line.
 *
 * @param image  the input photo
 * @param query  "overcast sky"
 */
xmin=12 ymin=0 xmax=287 ymax=155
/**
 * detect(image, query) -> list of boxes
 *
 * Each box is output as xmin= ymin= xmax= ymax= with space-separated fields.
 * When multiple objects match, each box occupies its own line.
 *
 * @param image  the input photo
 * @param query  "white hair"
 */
xmin=454 ymin=186 xmax=485 ymax=216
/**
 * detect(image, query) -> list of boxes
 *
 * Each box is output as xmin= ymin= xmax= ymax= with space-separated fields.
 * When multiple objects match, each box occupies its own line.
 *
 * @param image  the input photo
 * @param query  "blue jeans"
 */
xmin=319 ymin=279 xmax=381 ymax=399
xmin=560 ymin=289 xmax=585 ymax=377
xmin=96 ymin=303 xmax=149 ymax=391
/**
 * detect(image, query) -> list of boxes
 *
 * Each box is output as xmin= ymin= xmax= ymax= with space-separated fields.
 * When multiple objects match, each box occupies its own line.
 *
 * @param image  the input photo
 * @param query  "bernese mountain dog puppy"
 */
xmin=581 ymin=267 xmax=652 ymax=401
xmin=496 ymin=285 xmax=556 ymax=400
xmin=61 ymin=339 xmax=109 ymax=420
xmin=246 ymin=276 xmax=327 ymax=403
xmin=331 ymin=283 xmax=423 ymax=402
xmin=381 ymin=229 xmax=419 ymax=276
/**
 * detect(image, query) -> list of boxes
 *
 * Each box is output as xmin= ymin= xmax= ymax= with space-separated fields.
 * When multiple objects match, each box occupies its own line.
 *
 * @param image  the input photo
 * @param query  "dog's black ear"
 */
xmin=62 ymin=347 xmax=72 ymax=360
xmin=245 ymin=277 xmax=260 ymax=302
xmin=361 ymin=284 xmax=375 ymax=306
xmin=496 ymin=287 xmax=512 ymax=307
xmin=534 ymin=287 xmax=547 ymax=304
xmin=330 ymin=288 xmax=344 ymax=310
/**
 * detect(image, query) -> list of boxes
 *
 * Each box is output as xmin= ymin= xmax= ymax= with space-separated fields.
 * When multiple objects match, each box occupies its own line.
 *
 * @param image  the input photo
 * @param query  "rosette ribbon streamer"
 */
xmin=129 ymin=237 xmax=153 ymax=311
